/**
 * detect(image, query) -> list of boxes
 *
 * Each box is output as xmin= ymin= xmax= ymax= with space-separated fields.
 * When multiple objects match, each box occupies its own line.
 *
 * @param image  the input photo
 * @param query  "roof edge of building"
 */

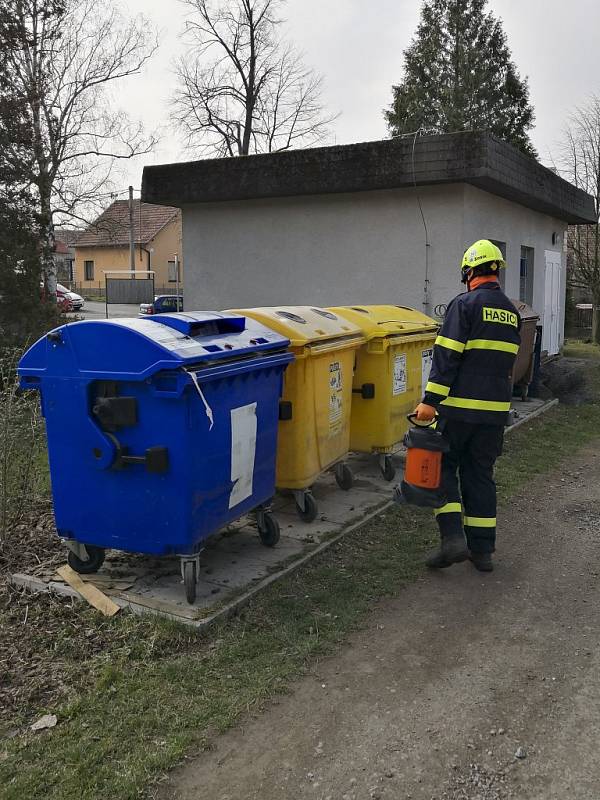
xmin=141 ymin=131 xmax=596 ymax=225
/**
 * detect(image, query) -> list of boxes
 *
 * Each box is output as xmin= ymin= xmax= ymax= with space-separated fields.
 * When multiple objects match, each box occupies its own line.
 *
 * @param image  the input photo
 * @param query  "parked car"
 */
xmin=139 ymin=295 xmax=184 ymax=316
xmin=57 ymin=283 xmax=84 ymax=311
xmin=40 ymin=282 xmax=73 ymax=312
xmin=56 ymin=292 xmax=73 ymax=313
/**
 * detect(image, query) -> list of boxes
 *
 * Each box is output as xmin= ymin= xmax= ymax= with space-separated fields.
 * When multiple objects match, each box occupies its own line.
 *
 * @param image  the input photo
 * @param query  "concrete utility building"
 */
xmin=142 ymin=131 xmax=595 ymax=355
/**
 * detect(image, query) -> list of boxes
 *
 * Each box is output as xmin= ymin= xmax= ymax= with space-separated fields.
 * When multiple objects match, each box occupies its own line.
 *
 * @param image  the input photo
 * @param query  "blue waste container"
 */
xmin=18 ymin=312 xmax=294 ymax=603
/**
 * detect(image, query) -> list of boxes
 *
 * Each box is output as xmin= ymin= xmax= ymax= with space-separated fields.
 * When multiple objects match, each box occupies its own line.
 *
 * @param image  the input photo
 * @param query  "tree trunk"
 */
xmin=39 ymin=191 xmax=57 ymax=300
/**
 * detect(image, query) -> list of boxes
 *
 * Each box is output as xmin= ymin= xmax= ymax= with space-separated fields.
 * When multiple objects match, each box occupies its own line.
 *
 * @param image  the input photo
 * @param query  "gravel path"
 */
xmin=159 ymin=445 xmax=600 ymax=800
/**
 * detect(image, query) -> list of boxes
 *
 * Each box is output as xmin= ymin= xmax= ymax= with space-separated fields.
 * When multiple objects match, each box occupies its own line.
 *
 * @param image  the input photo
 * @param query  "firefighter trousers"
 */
xmin=434 ymin=419 xmax=504 ymax=554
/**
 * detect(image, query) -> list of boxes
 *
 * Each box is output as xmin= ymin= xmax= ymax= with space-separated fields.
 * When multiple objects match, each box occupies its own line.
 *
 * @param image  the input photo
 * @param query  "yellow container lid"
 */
xmin=227 ymin=306 xmax=364 ymax=349
xmin=328 ymin=305 xmax=438 ymax=340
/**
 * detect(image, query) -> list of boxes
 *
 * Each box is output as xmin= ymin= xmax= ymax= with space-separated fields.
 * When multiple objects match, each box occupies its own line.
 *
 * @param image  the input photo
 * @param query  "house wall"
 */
xmin=74 ymin=246 xmax=146 ymax=290
xmin=182 ymin=184 xmax=568 ymax=350
xmin=74 ymin=217 xmax=183 ymax=291
xmin=150 ymin=216 xmax=183 ymax=288
xmin=183 ymin=185 xmax=466 ymax=314
xmin=462 ymin=184 xmax=568 ymax=349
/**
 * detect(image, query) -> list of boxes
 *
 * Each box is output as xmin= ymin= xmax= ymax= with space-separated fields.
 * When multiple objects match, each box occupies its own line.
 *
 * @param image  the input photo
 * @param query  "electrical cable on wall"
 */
xmin=411 ymin=128 xmax=431 ymax=314
xmin=393 ymin=128 xmax=433 ymax=313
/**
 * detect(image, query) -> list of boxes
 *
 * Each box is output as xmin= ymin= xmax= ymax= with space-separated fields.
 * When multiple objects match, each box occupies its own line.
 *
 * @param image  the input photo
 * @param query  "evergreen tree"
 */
xmin=0 ymin=0 xmax=60 ymax=344
xmin=385 ymin=0 xmax=536 ymax=157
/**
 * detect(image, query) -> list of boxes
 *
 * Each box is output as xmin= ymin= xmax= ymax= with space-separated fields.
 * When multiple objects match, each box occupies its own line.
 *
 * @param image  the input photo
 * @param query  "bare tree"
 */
xmin=0 ymin=0 xmax=158 ymax=298
xmin=173 ymin=0 xmax=336 ymax=157
xmin=561 ymin=95 xmax=600 ymax=342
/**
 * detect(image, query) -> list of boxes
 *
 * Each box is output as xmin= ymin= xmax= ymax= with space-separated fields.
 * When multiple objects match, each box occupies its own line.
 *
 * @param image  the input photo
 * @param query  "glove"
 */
xmin=414 ymin=403 xmax=436 ymax=423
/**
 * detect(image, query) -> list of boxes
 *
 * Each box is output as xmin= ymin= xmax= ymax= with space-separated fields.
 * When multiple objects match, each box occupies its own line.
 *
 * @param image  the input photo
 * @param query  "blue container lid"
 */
xmin=18 ymin=312 xmax=290 ymax=381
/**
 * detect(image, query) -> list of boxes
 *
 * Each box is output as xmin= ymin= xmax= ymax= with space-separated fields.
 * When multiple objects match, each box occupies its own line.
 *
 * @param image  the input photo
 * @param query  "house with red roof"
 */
xmin=73 ymin=200 xmax=183 ymax=292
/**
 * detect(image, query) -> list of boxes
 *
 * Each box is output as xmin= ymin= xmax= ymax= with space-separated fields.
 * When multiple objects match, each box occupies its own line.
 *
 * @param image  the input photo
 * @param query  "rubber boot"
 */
xmin=426 ymin=533 xmax=469 ymax=569
xmin=470 ymin=552 xmax=494 ymax=572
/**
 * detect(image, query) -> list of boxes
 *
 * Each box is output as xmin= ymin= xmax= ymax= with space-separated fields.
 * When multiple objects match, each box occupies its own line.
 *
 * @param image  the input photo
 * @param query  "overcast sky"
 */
xmin=114 ymin=0 xmax=600 ymax=197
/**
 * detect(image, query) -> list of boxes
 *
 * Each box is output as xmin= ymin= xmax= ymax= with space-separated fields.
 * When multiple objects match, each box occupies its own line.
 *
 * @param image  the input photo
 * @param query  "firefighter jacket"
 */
xmin=423 ymin=282 xmax=521 ymax=425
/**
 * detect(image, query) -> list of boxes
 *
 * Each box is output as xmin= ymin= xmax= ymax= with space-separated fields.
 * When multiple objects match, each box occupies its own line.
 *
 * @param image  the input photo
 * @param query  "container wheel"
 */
xmin=67 ymin=545 xmax=105 ymax=575
xmin=335 ymin=463 xmax=354 ymax=491
xmin=183 ymin=560 xmax=197 ymax=605
xmin=380 ymin=456 xmax=396 ymax=482
xmin=259 ymin=513 xmax=280 ymax=547
xmin=295 ymin=492 xmax=318 ymax=523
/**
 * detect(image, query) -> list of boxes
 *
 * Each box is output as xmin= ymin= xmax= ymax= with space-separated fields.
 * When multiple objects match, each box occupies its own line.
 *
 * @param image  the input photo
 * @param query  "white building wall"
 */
xmin=183 ymin=183 xmax=568 ymax=349
xmin=462 ymin=184 xmax=567 ymax=348
xmin=182 ymin=185 xmax=466 ymax=315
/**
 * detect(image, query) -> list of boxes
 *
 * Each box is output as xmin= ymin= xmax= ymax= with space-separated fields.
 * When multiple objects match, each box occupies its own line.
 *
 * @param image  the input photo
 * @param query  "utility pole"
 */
xmin=128 ymin=186 xmax=135 ymax=274
xmin=175 ymin=253 xmax=180 ymax=308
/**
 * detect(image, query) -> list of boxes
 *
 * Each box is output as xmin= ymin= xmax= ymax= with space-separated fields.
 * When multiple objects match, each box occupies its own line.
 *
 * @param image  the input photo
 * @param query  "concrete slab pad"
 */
xmin=509 ymin=397 xmax=558 ymax=430
xmin=10 ymin=397 xmax=557 ymax=627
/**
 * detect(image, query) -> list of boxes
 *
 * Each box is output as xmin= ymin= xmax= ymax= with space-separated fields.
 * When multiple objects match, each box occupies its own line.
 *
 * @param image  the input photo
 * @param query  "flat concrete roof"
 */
xmin=142 ymin=131 xmax=596 ymax=225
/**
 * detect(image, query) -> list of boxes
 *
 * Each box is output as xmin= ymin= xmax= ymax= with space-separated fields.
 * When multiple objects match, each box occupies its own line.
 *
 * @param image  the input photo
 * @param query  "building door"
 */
xmin=543 ymin=250 xmax=562 ymax=355
xmin=520 ymin=246 xmax=534 ymax=306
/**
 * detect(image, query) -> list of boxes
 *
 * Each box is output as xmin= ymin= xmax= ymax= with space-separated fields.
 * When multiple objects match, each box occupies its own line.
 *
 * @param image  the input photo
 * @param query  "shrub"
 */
xmin=0 ymin=347 xmax=47 ymax=559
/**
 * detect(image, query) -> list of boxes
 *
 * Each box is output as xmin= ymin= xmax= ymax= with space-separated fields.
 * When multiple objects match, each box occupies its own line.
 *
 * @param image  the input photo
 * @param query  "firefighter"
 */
xmin=414 ymin=240 xmax=521 ymax=572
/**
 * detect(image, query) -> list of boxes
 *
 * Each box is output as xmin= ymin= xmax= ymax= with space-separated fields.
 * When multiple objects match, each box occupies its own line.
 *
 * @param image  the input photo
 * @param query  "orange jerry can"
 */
xmin=396 ymin=415 xmax=449 ymax=508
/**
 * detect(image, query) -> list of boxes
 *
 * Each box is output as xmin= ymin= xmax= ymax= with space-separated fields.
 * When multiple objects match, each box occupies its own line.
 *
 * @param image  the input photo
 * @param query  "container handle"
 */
xmin=406 ymin=412 xmax=438 ymax=428
xmin=105 ymin=432 xmax=169 ymax=474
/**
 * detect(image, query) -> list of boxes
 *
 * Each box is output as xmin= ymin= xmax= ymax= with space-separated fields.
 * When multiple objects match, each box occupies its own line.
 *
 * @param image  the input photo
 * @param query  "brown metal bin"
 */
xmin=510 ymin=299 xmax=540 ymax=399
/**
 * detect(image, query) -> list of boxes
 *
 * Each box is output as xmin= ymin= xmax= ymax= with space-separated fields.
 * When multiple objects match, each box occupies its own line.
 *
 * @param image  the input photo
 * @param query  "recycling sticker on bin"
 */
xmin=393 ymin=353 xmax=407 ymax=396
xmin=229 ymin=403 xmax=257 ymax=509
xmin=329 ymin=361 xmax=344 ymax=433
xmin=421 ymin=348 xmax=434 ymax=394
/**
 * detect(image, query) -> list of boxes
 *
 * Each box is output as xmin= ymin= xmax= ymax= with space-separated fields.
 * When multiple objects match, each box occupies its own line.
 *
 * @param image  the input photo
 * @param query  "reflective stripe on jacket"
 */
xmin=423 ymin=283 xmax=521 ymax=425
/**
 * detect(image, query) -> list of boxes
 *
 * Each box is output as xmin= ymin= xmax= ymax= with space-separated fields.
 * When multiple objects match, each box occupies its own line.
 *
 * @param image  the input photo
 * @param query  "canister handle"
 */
xmin=406 ymin=413 xmax=438 ymax=429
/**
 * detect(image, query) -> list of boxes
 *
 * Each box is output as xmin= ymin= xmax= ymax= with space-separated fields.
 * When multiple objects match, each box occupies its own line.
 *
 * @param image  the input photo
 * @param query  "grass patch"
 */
xmin=563 ymin=338 xmax=600 ymax=359
xmin=1 ymin=346 xmax=600 ymax=800
xmin=1 ymin=506 xmax=437 ymax=800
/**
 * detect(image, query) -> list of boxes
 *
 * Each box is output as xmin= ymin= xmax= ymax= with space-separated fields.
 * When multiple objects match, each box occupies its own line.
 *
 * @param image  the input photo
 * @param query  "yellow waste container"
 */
xmin=228 ymin=306 xmax=365 ymax=522
xmin=328 ymin=305 xmax=439 ymax=481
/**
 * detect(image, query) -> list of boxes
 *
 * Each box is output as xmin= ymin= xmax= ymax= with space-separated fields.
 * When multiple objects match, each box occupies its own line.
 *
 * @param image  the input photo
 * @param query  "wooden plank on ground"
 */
xmin=56 ymin=565 xmax=121 ymax=617
xmin=53 ymin=571 xmax=136 ymax=590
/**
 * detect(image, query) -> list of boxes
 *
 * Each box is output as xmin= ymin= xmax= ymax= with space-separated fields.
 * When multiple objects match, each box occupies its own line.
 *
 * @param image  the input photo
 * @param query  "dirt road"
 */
xmin=161 ymin=446 xmax=600 ymax=800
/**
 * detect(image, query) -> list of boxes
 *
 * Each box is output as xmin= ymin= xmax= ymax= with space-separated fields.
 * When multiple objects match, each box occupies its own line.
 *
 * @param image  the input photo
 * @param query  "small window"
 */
xmin=84 ymin=260 xmax=94 ymax=281
xmin=520 ymin=246 xmax=534 ymax=306
xmin=168 ymin=260 xmax=178 ymax=283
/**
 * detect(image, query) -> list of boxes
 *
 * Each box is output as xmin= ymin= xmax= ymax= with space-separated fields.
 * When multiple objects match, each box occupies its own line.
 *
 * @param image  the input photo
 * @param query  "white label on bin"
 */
xmin=421 ymin=348 xmax=434 ymax=394
xmin=229 ymin=403 xmax=257 ymax=509
xmin=393 ymin=353 xmax=407 ymax=396
xmin=329 ymin=361 xmax=343 ymax=433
